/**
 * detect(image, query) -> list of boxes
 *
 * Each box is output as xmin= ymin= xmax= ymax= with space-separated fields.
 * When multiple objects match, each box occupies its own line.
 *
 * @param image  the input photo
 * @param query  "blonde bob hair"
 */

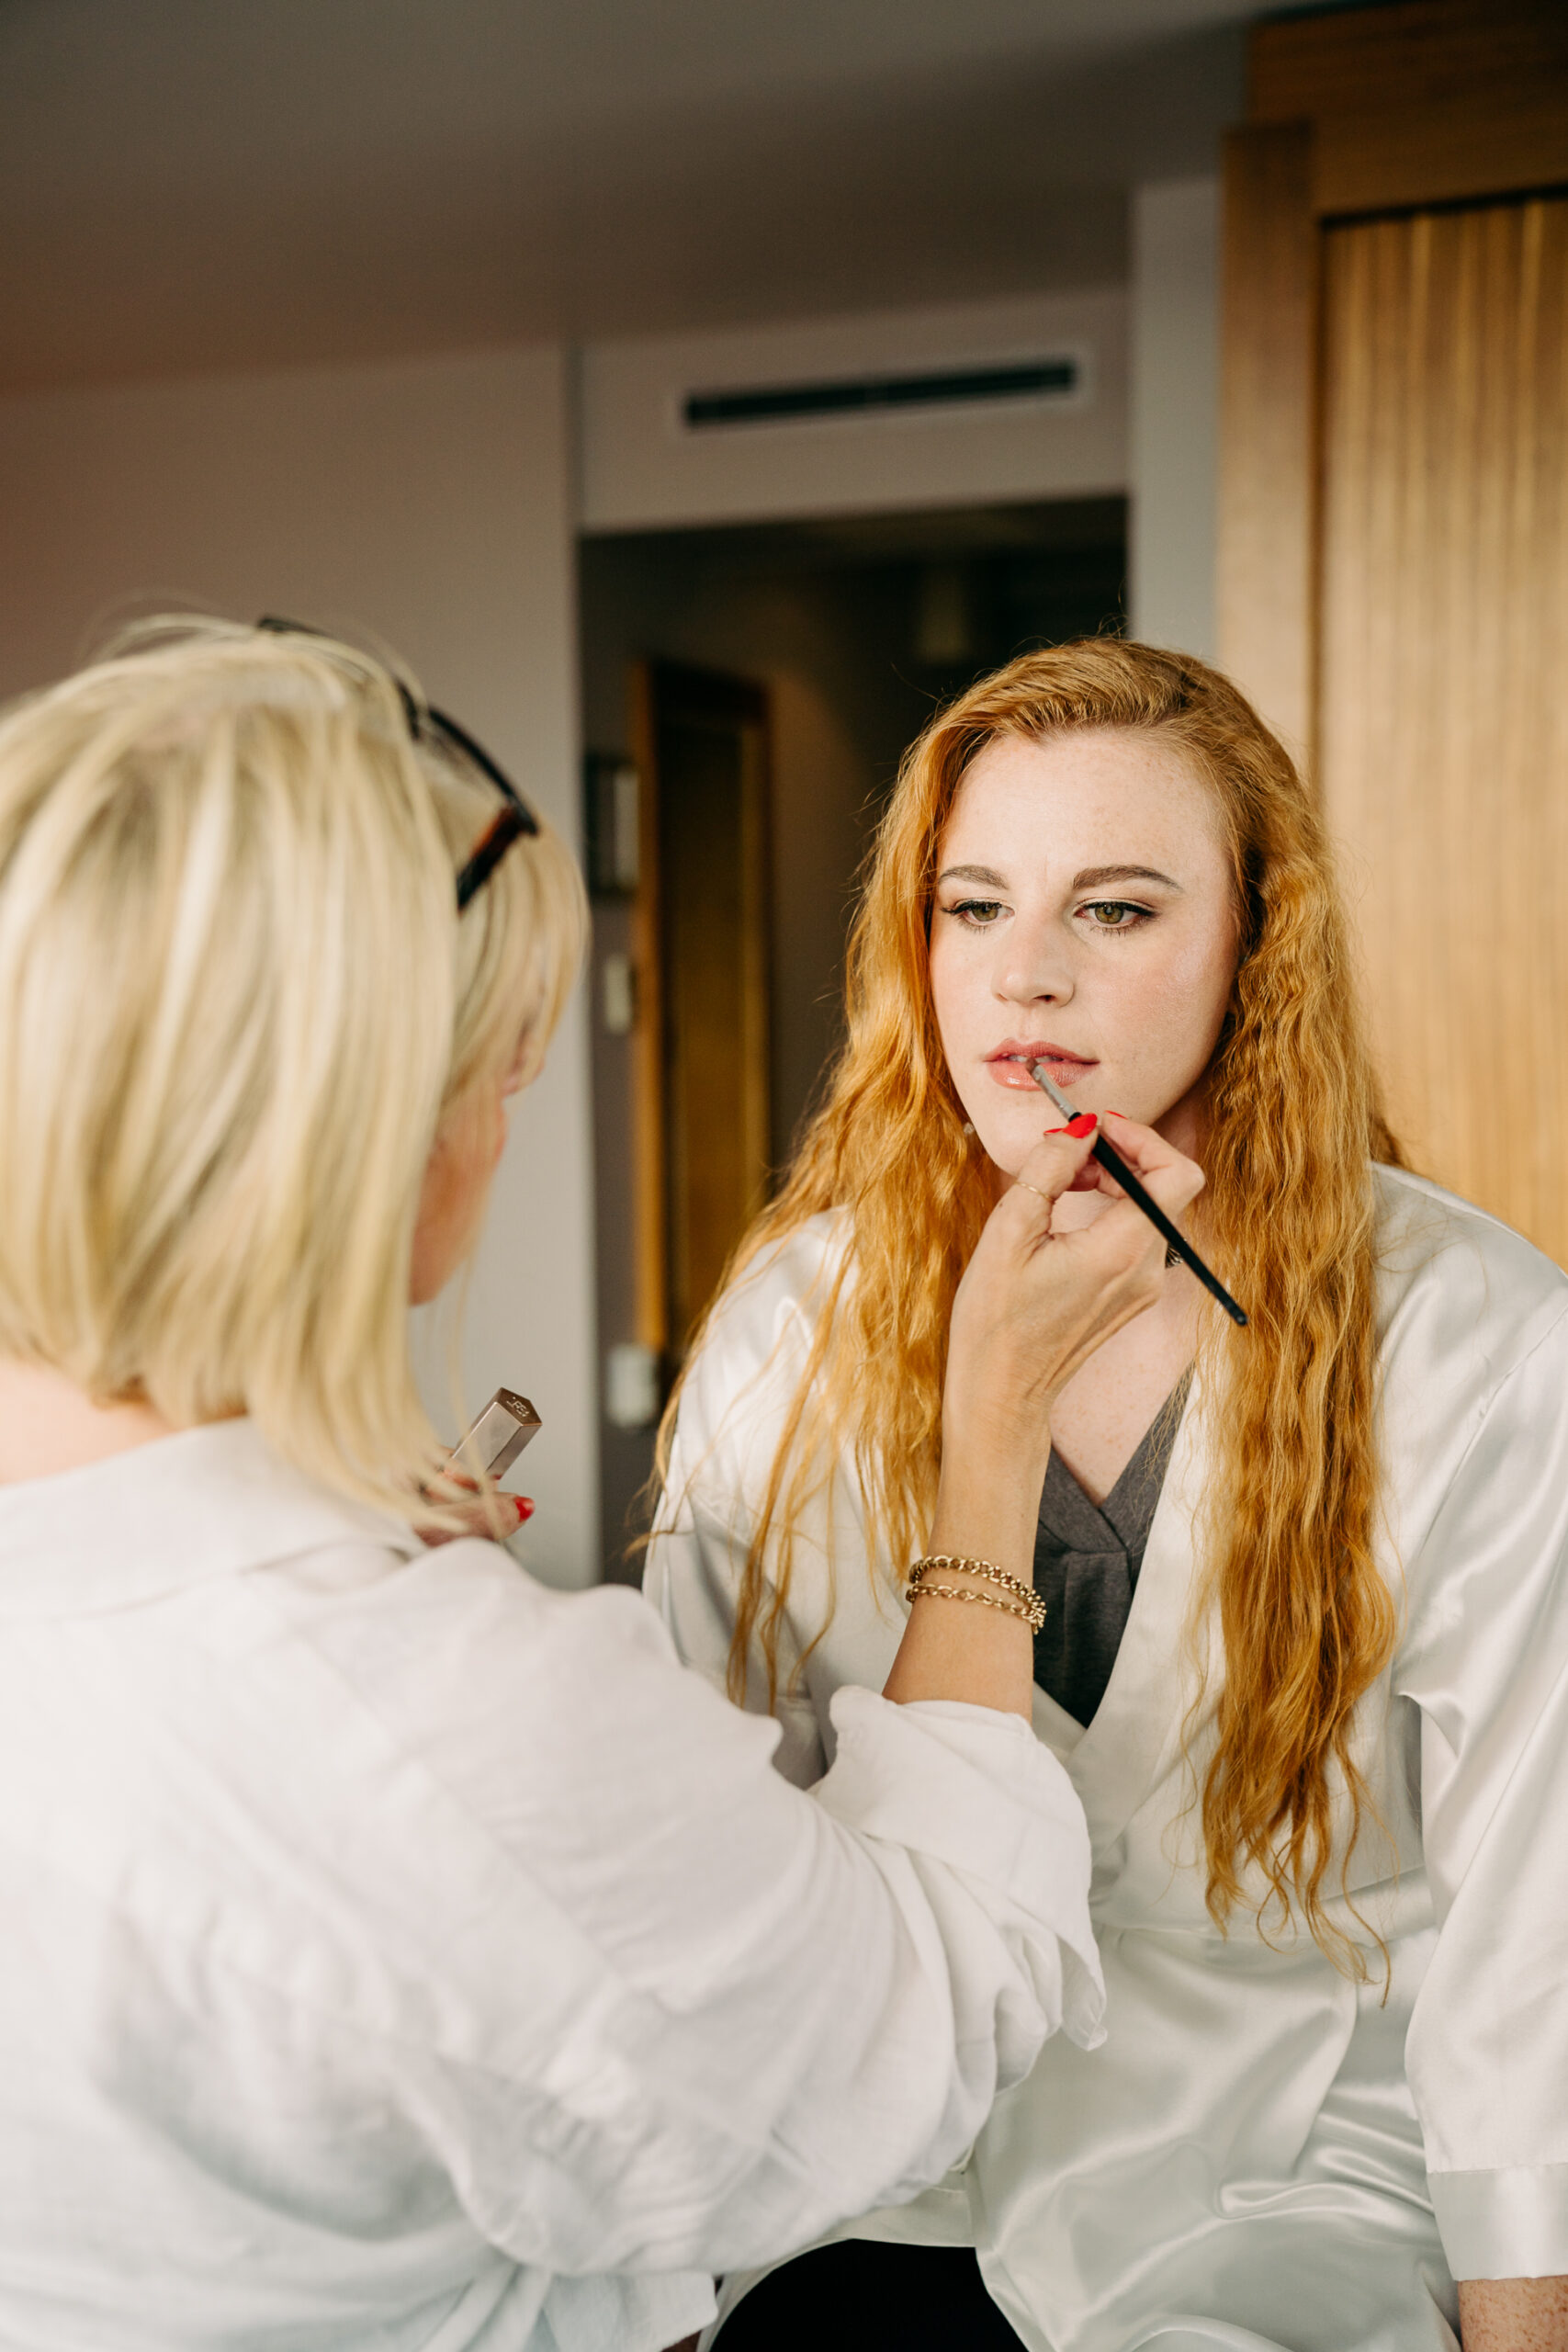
xmin=0 ymin=618 xmax=583 ymax=1521
xmin=664 ymin=638 xmax=1404 ymax=1970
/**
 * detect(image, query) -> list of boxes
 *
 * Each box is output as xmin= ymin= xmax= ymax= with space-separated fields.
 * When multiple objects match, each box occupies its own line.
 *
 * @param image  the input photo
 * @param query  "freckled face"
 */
xmin=927 ymin=729 xmax=1240 ymax=1178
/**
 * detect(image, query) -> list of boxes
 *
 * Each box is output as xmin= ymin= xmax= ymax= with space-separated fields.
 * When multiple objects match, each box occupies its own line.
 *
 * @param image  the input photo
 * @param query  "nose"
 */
xmin=994 ymin=914 xmax=1075 ymax=1011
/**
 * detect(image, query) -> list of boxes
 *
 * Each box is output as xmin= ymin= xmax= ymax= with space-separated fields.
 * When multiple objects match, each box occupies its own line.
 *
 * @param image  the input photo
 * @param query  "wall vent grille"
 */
xmin=682 ymin=356 xmax=1081 ymax=432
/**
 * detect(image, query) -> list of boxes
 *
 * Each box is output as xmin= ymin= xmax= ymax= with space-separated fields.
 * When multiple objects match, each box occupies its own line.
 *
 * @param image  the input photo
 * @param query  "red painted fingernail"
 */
xmin=1066 ymin=1112 xmax=1098 ymax=1136
xmin=1044 ymin=1122 xmax=1069 ymax=1134
xmin=513 ymin=1496 xmax=534 ymax=1523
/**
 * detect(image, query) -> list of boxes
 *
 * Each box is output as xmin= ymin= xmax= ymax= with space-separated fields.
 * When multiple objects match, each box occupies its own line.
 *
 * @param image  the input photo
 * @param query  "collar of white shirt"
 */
xmin=0 ymin=1419 xmax=420 ymax=1620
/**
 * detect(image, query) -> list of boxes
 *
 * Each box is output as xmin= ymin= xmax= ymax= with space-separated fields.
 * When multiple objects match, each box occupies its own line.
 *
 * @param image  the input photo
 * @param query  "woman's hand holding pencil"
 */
xmin=886 ymin=1113 xmax=1205 ymax=1718
xmin=1026 ymin=1060 xmax=1247 ymax=1326
xmin=942 ymin=1114 xmax=1207 ymax=1481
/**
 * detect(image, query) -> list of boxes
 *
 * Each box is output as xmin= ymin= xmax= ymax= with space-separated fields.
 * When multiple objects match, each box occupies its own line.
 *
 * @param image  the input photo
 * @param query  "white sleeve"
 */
xmin=1400 ymin=1306 xmax=1568 ymax=2279
xmin=310 ymin=1553 xmax=1104 ymax=2281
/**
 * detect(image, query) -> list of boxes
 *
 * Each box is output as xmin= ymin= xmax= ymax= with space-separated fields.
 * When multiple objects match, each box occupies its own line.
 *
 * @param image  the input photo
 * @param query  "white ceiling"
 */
xmin=0 ymin=0 xmax=1286 ymax=392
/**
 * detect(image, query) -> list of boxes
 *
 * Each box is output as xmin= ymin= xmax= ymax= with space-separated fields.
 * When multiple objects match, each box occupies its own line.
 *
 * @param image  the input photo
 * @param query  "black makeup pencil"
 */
xmin=1025 ymin=1060 xmax=1247 ymax=1328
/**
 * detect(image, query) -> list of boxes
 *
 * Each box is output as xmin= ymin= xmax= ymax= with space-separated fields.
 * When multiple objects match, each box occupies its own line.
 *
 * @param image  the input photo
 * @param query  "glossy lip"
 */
xmin=985 ymin=1038 xmax=1098 ymax=1093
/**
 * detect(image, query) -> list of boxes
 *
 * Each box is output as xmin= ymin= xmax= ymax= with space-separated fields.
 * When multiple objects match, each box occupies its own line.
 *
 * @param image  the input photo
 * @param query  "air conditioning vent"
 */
xmin=682 ymin=356 xmax=1082 ymax=433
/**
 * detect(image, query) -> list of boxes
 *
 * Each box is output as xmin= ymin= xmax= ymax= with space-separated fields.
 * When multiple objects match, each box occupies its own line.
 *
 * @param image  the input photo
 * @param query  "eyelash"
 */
xmin=942 ymin=897 xmax=1155 ymax=935
xmin=1081 ymin=899 xmax=1152 ymax=934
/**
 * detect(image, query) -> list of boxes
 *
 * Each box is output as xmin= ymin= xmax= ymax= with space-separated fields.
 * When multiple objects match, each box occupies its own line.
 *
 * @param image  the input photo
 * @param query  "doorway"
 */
xmin=634 ymin=659 xmax=773 ymax=1369
xmin=580 ymin=494 xmax=1127 ymax=1579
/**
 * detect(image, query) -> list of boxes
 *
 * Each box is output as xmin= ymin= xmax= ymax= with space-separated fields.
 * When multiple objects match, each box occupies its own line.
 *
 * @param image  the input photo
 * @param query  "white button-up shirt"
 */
xmin=0 ymin=1419 xmax=1102 ymax=2352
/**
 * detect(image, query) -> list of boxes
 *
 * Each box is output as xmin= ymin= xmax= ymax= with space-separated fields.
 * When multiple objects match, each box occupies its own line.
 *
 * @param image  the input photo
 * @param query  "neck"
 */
xmin=0 ymin=1358 xmax=175 ymax=1484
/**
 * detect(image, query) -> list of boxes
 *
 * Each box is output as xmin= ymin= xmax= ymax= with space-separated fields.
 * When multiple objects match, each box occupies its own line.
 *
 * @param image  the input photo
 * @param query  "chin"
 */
xmin=967 ymin=1117 xmax=1034 ymax=1180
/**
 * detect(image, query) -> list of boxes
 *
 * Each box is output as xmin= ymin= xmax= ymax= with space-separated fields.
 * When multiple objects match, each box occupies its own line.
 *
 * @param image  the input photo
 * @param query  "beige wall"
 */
xmin=1129 ymin=176 xmax=1221 ymax=658
xmin=0 ymin=346 xmax=599 ymax=1587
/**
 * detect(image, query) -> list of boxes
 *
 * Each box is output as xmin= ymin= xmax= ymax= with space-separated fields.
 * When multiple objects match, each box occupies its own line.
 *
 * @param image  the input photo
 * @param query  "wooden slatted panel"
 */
xmin=1317 ymin=195 xmax=1568 ymax=1258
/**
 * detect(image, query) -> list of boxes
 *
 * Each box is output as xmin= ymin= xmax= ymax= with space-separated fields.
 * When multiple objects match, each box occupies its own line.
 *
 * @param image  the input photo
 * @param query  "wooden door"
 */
xmin=1219 ymin=0 xmax=1568 ymax=1259
xmin=1319 ymin=198 xmax=1568 ymax=1242
xmin=630 ymin=660 xmax=773 ymax=1367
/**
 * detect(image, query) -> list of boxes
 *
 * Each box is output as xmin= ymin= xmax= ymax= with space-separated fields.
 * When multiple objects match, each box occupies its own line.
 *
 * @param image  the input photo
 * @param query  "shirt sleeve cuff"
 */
xmin=811 ymin=1686 xmax=1104 ymax=2044
xmin=1429 ymin=2165 xmax=1568 ymax=2279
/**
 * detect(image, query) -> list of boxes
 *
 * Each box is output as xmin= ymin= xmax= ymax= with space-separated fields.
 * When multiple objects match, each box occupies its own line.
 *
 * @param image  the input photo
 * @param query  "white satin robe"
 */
xmin=645 ymin=1166 xmax=1568 ymax=2352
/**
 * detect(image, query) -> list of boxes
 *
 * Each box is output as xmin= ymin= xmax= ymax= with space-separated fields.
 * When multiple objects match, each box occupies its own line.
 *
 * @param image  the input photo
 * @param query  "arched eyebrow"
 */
xmin=934 ymin=861 xmax=1182 ymax=892
xmin=1071 ymin=863 xmax=1182 ymax=891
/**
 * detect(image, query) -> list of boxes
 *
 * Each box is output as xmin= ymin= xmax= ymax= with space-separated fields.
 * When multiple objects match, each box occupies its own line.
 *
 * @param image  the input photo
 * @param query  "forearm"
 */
xmin=884 ymin=1112 xmax=1200 ymax=1722
xmin=882 ymin=1424 xmax=1046 ymax=1718
xmin=1460 ymin=2277 xmax=1568 ymax=2349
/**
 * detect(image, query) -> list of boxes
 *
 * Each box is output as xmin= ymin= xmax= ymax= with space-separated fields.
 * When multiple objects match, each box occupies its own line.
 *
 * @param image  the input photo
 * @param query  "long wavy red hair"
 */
xmin=660 ymin=639 xmax=1404 ymax=1967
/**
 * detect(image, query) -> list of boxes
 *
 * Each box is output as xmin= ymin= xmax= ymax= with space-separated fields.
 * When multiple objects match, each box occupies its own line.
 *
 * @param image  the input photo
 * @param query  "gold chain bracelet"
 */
xmin=906 ymin=1554 xmax=1045 ymax=1634
xmin=908 ymin=1554 xmax=1042 ymax=1611
xmin=908 ymin=1583 xmax=1043 ymax=1628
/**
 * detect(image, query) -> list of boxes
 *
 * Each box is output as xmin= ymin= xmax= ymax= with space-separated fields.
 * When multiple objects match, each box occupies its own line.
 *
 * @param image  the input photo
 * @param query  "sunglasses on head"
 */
xmin=255 ymin=617 xmax=539 ymax=910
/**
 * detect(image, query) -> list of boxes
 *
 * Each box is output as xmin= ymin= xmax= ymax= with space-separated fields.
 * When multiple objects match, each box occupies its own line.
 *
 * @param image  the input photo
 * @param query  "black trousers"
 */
xmin=714 ymin=2239 xmax=1026 ymax=2349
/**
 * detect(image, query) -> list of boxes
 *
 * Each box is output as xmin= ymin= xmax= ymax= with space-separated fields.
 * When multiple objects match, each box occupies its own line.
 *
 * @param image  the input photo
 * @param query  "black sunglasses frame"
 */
xmin=255 ymin=617 xmax=539 ymax=910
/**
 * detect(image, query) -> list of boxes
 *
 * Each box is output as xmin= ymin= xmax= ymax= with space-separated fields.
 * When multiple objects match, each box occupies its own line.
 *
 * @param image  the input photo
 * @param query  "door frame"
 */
xmin=627 ymin=656 xmax=773 ymax=1369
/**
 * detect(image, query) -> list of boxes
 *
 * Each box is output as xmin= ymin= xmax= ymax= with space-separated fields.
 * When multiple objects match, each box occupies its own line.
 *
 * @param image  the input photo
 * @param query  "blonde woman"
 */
xmin=0 ymin=623 xmax=1213 ymax=2349
xmin=647 ymin=640 xmax=1568 ymax=2352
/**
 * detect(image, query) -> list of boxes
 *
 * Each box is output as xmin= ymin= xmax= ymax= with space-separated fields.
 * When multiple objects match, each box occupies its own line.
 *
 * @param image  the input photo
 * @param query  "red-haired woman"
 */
xmin=646 ymin=642 xmax=1568 ymax=2352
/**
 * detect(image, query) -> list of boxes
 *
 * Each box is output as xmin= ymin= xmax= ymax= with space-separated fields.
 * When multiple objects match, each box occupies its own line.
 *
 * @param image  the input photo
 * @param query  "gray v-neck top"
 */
xmin=1032 ymin=1374 xmax=1190 ymax=1728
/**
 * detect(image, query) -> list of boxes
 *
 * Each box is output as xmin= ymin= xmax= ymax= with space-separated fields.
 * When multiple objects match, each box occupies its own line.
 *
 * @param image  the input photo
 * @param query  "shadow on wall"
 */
xmin=579 ymin=495 xmax=1127 ymax=1581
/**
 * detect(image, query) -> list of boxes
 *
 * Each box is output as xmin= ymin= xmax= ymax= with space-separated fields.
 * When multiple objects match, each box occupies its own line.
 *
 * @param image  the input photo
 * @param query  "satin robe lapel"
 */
xmin=1057 ymin=1383 xmax=1213 ymax=1858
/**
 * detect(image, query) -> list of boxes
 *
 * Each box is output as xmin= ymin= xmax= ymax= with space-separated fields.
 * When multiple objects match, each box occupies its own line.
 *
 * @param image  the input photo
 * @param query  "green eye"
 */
xmin=1088 ymin=901 xmax=1134 ymax=926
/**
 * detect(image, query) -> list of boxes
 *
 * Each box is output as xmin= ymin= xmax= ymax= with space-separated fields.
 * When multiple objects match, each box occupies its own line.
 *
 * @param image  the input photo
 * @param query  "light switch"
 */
xmin=604 ymin=1341 xmax=660 ymax=1430
xmin=602 ymin=953 xmax=636 ymax=1035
